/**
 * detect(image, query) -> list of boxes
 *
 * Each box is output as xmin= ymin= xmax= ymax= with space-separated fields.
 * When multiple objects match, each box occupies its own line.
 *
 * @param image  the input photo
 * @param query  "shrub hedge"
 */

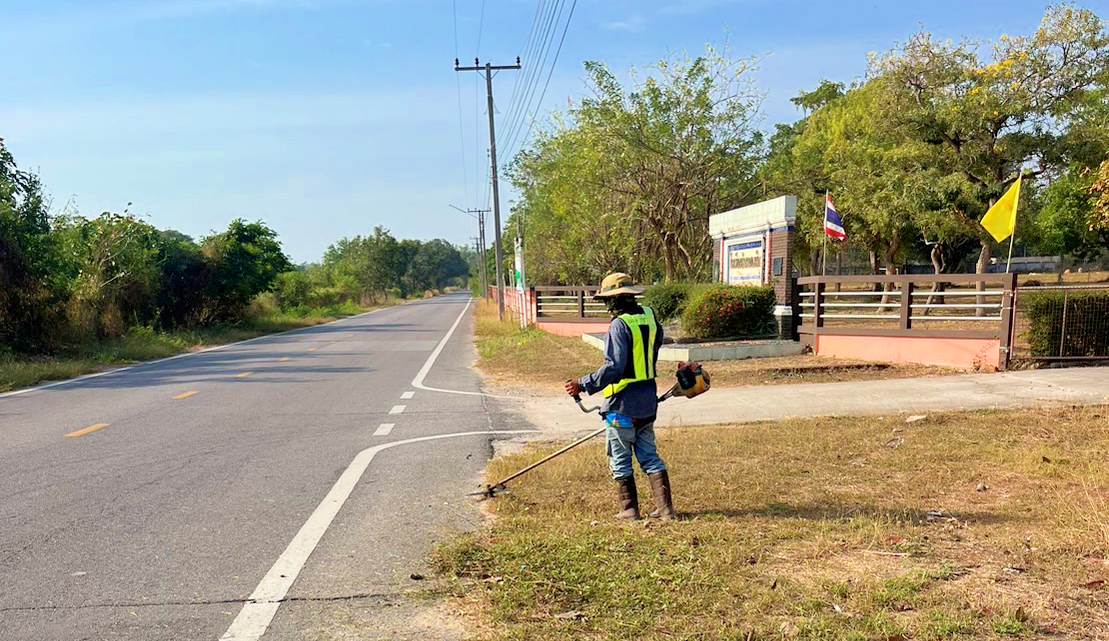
xmin=1023 ymin=289 xmax=1109 ymax=357
xmin=680 ymin=285 xmax=776 ymax=340
xmin=643 ymin=283 xmax=692 ymax=321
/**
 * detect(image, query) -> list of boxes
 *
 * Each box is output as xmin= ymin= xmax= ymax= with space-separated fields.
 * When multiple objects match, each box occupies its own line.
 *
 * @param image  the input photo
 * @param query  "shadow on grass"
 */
xmin=683 ymin=501 xmax=1020 ymax=525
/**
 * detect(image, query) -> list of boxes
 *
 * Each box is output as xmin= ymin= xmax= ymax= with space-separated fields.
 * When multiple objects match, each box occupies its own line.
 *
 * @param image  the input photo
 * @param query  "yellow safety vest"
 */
xmin=603 ymin=307 xmax=659 ymax=398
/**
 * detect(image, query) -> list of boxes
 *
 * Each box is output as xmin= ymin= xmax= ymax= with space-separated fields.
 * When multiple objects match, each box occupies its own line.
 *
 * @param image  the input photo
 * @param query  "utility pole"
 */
xmin=451 ymin=204 xmax=490 ymax=298
xmin=455 ymin=56 xmax=521 ymax=320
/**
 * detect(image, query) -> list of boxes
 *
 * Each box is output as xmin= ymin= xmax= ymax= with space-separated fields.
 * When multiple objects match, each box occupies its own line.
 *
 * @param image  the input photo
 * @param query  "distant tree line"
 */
xmin=274 ymin=228 xmax=469 ymax=312
xmin=507 ymin=5 xmax=1108 ymax=285
xmin=0 ymin=138 xmax=469 ymax=354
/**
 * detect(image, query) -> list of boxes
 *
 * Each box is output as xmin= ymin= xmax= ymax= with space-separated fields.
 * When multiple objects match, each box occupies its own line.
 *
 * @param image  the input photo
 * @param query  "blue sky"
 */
xmin=3 ymin=0 xmax=1103 ymax=263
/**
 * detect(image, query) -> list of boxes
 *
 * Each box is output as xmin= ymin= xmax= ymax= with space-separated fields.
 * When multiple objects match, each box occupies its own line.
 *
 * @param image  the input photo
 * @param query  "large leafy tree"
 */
xmin=510 ymin=46 xmax=765 ymax=283
xmin=202 ymin=219 xmax=291 ymax=319
xmin=404 ymin=239 xmax=468 ymax=291
xmin=873 ymin=5 xmax=1109 ymax=272
xmin=0 ymin=139 xmax=62 ymax=350
xmin=55 ymin=211 xmax=163 ymax=337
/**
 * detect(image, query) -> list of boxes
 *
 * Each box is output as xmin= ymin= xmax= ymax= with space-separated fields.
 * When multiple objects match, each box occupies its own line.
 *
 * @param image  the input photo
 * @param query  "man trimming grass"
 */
xmin=564 ymin=272 xmax=675 ymax=521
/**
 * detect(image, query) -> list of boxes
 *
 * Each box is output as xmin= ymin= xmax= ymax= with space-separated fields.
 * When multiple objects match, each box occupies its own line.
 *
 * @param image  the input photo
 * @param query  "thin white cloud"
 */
xmin=657 ymin=0 xmax=760 ymax=16
xmin=605 ymin=14 xmax=647 ymax=32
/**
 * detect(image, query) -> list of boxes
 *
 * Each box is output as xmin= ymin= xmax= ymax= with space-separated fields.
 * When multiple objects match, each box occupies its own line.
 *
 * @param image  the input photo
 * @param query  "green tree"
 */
xmin=154 ymin=229 xmax=211 ymax=327
xmin=55 ymin=211 xmax=162 ymax=338
xmin=201 ymin=219 xmax=291 ymax=320
xmin=0 ymin=139 xmax=63 ymax=350
xmin=873 ymin=5 xmax=1109 ymax=272
xmin=404 ymin=239 xmax=468 ymax=291
xmin=1089 ymin=160 xmax=1109 ymax=237
xmin=510 ymin=45 xmax=765 ymax=283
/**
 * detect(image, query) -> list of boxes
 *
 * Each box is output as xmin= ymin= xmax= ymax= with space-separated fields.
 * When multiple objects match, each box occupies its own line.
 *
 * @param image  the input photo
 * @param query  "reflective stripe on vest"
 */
xmin=603 ymin=307 xmax=658 ymax=398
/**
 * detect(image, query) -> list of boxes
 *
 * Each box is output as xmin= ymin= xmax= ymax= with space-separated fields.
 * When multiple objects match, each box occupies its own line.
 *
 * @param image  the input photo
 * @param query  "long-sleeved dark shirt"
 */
xmin=578 ymin=305 xmax=664 ymax=419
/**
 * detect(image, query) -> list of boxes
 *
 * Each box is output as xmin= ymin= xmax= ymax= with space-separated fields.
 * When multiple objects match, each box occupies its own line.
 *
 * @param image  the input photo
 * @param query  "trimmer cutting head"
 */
xmin=468 ymin=484 xmax=508 ymax=499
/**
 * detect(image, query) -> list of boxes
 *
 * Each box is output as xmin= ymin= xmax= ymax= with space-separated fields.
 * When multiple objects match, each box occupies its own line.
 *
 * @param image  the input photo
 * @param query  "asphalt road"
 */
xmin=0 ymin=294 xmax=528 ymax=641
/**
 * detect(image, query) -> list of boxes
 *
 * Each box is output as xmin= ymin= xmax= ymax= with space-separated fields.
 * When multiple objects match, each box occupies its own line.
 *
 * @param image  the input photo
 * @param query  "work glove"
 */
xmin=564 ymin=379 xmax=583 ymax=398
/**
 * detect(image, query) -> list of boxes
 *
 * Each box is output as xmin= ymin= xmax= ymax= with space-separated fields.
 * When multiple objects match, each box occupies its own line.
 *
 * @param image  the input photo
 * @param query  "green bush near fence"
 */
xmin=681 ymin=285 xmax=776 ymax=340
xmin=1023 ymin=289 xmax=1109 ymax=357
xmin=642 ymin=283 xmax=692 ymax=321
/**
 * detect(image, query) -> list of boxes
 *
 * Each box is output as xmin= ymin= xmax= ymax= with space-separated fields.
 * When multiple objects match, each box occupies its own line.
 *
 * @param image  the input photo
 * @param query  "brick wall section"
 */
xmin=769 ymin=229 xmax=796 ymax=337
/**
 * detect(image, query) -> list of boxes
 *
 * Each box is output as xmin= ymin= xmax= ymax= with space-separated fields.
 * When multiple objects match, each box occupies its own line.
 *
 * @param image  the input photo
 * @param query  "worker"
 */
xmin=564 ymin=272 xmax=675 ymax=521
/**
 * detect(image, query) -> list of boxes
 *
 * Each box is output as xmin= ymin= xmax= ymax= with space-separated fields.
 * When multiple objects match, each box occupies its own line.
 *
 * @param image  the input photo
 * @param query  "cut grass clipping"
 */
xmin=435 ymin=405 xmax=1109 ymax=640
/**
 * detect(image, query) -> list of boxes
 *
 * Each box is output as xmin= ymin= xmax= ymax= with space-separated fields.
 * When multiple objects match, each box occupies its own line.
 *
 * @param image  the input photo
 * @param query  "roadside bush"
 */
xmin=275 ymin=271 xmax=312 ymax=309
xmin=1023 ymin=289 xmax=1109 ymax=357
xmin=307 ymin=286 xmax=346 ymax=308
xmin=643 ymin=283 xmax=692 ymax=321
xmin=681 ymin=285 xmax=775 ymax=339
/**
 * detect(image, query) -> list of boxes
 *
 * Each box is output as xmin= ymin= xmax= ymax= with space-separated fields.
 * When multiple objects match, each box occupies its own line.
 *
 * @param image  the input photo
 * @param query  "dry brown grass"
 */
xmin=436 ymin=405 xmax=1109 ymax=640
xmin=473 ymin=300 xmax=958 ymax=393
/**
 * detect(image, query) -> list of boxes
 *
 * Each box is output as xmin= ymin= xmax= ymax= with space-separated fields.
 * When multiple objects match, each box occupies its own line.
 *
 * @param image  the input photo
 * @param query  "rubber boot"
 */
xmin=648 ymin=470 xmax=676 ymax=520
xmin=614 ymin=477 xmax=640 ymax=520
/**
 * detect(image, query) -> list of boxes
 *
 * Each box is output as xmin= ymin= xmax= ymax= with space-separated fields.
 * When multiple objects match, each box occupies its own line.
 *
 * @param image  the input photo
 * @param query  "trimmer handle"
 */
xmin=573 ymin=394 xmax=601 ymax=414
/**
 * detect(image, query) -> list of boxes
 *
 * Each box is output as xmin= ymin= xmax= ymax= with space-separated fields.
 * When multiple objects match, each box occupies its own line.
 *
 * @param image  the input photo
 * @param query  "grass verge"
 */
xmin=473 ymin=300 xmax=956 ymax=393
xmin=436 ymin=405 xmax=1109 ymax=640
xmin=0 ymin=302 xmax=378 ymax=393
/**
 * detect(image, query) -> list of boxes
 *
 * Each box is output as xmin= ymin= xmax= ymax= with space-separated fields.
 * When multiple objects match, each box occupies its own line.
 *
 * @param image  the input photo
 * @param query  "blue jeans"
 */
xmin=604 ymin=412 xmax=667 ymax=479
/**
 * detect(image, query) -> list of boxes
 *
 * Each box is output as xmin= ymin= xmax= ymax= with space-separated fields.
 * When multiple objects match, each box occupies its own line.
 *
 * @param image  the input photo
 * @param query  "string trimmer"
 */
xmin=470 ymin=362 xmax=710 ymax=499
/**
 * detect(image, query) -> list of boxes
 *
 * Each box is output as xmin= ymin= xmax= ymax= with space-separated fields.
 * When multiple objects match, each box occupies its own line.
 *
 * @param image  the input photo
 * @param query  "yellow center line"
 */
xmin=65 ymin=423 xmax=111 ymax=439
xmin=173 ymin=390 xmax=199 ymax=400
xmin=279 ymin=357 xmax=290 ymax=362
xmin=235 ymin=371 xmax=253 ymax=379
xmin=306 ymin=346 xmax=319 ymax=352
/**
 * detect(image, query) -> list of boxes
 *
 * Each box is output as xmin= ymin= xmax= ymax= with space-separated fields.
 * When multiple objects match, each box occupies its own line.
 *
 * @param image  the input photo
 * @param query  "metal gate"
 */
xmin=1009 ymin=284 xmax=1109 ymax=367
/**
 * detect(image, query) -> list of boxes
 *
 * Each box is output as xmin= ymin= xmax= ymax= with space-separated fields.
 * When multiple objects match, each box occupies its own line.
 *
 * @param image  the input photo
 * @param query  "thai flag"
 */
xmin=824 ymin=195 xmax=846 ymax=241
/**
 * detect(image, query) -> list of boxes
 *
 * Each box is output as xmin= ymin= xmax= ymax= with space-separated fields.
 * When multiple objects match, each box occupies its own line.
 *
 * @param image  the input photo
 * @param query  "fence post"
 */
xmin=577 ymin=289 xmax=586 ymax=319
xmin=899 ymin=279 xmax=914 ymax=330
xmin=1058 ymin=289 xmax=1069 ymax=358
xmin=813 ymin=282 xmax=826 ymax=329
xmin=998 ymin=273 xmax=1017 ymax=371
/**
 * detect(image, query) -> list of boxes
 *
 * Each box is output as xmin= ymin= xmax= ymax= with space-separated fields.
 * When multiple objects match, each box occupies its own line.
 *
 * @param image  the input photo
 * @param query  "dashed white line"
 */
xmin=400 ymin=391 xmax=414 ymax=400
xmin=216 ymin=429 xmax=536 ymax=641
xmin=388 ymin=405 xmax=406 ymax=415
xmin=372 ymin=423 xmax=394 ymax=436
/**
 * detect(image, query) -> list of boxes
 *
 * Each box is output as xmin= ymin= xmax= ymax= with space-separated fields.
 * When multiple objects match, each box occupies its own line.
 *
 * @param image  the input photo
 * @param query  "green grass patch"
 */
xmin=0 ymin=303 xmax=374 ymax=393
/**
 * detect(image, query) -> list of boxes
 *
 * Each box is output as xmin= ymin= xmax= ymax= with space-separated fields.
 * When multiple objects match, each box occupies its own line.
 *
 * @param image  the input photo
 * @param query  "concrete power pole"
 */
xmin=455 ymin=57 xmax=521 ymax=320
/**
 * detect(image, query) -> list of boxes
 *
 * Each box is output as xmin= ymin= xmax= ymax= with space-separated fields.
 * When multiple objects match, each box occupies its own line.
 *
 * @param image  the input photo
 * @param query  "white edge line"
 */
xmin=0 ymin=302 xmax=419 ymax=401
xmin=217 ymin=429 xmax=537 ymax=641
xmin=410 ymin=297 xmax=517 ymax=400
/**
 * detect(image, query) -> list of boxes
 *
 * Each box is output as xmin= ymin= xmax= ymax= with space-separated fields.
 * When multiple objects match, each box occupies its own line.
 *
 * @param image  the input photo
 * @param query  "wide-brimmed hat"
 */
xmin=593 ymin=272 xmax=645 ymax=299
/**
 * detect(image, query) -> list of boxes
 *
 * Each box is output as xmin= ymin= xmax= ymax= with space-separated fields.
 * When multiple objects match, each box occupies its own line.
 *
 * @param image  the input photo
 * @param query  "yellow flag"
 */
xmin=980 ymin=175 xmax=1022 ymax=242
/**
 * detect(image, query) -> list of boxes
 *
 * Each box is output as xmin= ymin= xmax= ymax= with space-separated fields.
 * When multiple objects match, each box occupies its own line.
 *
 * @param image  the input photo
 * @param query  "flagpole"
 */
xmin=1005 ymin=173 xmax=1022 ymax=273
xmin=822 ymin=191 xmax=829 ymax=277
xmin=1005 ymin=230 xmax=1015 ymax=273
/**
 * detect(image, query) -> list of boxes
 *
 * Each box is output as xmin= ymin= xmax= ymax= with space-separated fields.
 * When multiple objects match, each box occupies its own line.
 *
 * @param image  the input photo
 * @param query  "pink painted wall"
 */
xmin=537 ymin=320 xmax=611 ymax=337
xmin=815 ymin=335 xmax=1001 ymax=371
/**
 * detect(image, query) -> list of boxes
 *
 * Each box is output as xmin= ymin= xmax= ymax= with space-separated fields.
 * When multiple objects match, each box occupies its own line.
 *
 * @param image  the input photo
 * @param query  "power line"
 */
xmin=500 ymin=0 xmax=568 ymax=158
xmin=499 ymin=0 xmax=562 ymax=153
xmin=504 ymin=0 xmax=578 ymax=159
xmin=501 ymin=0 xmax=546 ymax=145
xmin=452 ymin=0 xmax=470 ymax=206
